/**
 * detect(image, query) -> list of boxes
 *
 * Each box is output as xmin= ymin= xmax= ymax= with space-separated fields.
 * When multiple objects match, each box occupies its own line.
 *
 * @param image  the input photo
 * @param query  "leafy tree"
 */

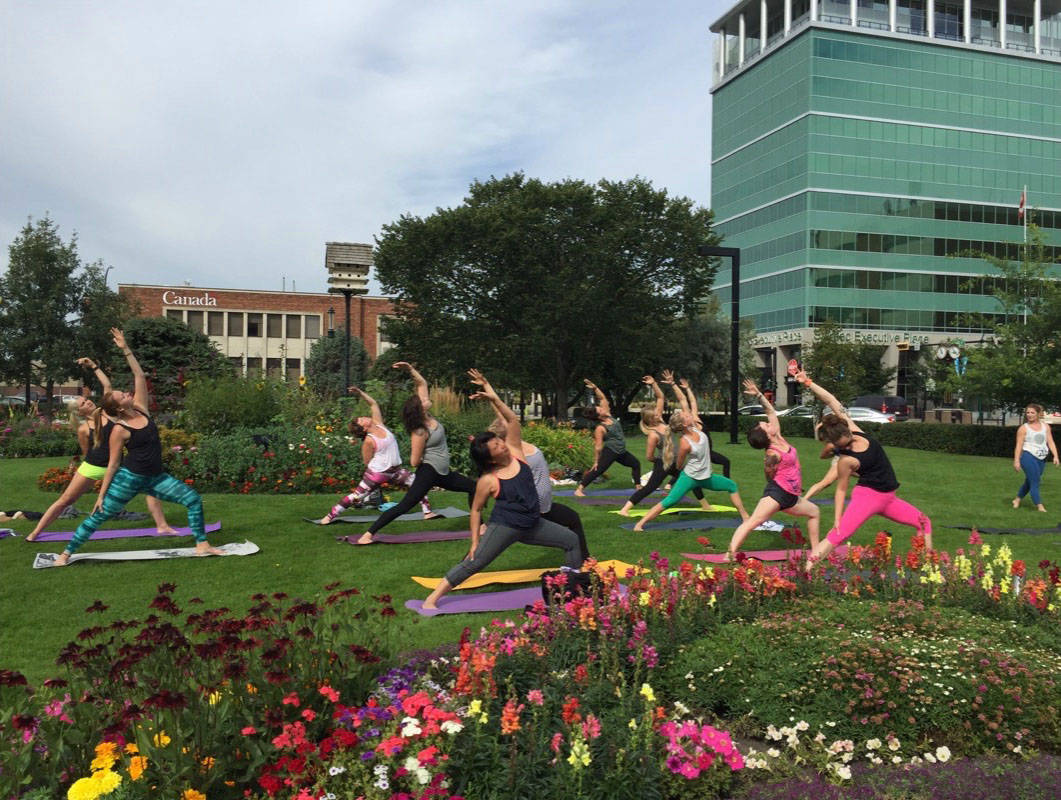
xmin=374 ymin=174 xmax=720 ymax=418
xmin=304 ymin=327 xmax=369 ymax=399
xmin=76 ymin=261 xmax=140 ymax=369
xmin=802 ymin=320 xmax=896 ymax=407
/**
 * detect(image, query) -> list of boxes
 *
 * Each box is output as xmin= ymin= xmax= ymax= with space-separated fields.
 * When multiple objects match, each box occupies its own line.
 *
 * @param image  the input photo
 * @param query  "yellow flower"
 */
xmin=124 ymin=743 xmax=139 ymax=755
xmin=152 ymin=731 xmax=171 ymax=748
xmin=207 ymin=691 xmax=222 ymax=705
xmin=66 ymin=777 xmax=97 ymax=800
xmin=90 ymin=741 xmax=119 ymax=771
xmin=468 ymin=699 xmax=482 ymax=716
xmin=129 ymin=755 xmax=148 ymax=781
xmin=478 ymin=713 xmax=489 ymax=724
xmin=90 ymin=769 xmax=121 ymax=794
xmin=628 ymin=718 xmax=638 ymax=729
xmin=200 ymin=756 xmax=216 ymax=770
xmin=639 ymin=683 xmax=655 ymax=703
xmin=638 ymin=591 xmax=651 ymax=607
xmin=182 ymin=790 xmax=207 ymax=800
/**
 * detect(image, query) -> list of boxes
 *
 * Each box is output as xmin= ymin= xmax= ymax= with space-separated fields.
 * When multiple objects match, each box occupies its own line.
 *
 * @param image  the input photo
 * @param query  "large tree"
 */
xmin=304 ymin=327 xmax=369 ymax=399
xmin=802 ymin=319 xmax=897 ymax=406
xmin=374 ymin=174 xmax=720 ymax=416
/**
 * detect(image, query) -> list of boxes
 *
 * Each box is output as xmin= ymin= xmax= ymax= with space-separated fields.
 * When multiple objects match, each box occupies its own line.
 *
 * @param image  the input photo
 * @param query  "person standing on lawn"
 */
xmin=574 ymin=378 xmax=642 ymax=496
xmin=1012 ymin=403 xmax=1059 ymax=512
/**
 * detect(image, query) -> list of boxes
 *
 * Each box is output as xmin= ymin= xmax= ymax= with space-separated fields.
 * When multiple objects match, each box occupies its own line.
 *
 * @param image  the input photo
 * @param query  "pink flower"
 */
xmin=582 ymin=714 xmax=602 ymax=740
xmin=550 ymin=732 xmax=563 ymax=753
xmin=282 ymin=692 xmax=301 ymax=707
xmin=301 ymin=708 xmax=317 ymax=722
xmin=526 ymin=689 xmax=544 ymax=706
xmin=968 ymin=530 xmax=983 ymax=545
xmin=319 ymin=685 xmax=339 ymax=702
xmin=241 ymin=726 xmax=257 ymax=735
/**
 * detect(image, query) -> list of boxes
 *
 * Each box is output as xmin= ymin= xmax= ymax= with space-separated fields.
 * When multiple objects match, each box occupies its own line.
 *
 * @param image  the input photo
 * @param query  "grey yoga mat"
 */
xmin=31 ymin=522 xmax=222 ymax=543
xmin=33 ymin=540 xmax=258 ymax=569
xmin=952 ymin=523 xmax=1061 ymax=536
xmin=405 ymin=586 xmax=542 ymax=616
xmin=305 ymin=506 xmax=469 ymax=524
xmin=336 ymin=530 xmax=471 ymax=545
xmin=554 ymin=488 xmax=658 ymax=497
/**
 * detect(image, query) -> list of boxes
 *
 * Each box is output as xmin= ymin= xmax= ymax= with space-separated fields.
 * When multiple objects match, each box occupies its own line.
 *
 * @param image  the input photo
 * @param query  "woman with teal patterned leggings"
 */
xmin=55 ymin=329 xmax=225 ymax=565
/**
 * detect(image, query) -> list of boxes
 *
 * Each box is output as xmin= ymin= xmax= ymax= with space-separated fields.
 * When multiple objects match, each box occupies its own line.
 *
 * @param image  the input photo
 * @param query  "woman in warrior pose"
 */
xmin=724 ymin=379 xmax=820 ymax=559
xmin=28 ymin=357 xmax=174 ymax=542
xmin=317 ymin=386 xmax=434 ymax=524
xmin=799 ymin=368 xmax=931 ymax=570
xmin=473 ymin=369 xmax=590 ymax=562
xmin=633 ymin=376 xmax=750 ymax=532
xmin=55 ymin=329 xmax=224 ymax=565
xmin=574 ymin=379 xmax=641 ymax=496
xmin=1012 ymin=403 xmax=1059 ymax=512
xmin=353 ymin=362 xmax=475 ymax=545
xmin=618 ymin=374 xmax=711 ymax=516
xmin=421 ymin=370 xmax=583 ymax=610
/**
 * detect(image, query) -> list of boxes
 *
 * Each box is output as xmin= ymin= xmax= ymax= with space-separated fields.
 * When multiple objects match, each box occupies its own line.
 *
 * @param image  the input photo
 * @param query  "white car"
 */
xmin=777 ymin=405 xmax=814 ymax=418
xmin=823 ymin=406 xmax=895 ymax=423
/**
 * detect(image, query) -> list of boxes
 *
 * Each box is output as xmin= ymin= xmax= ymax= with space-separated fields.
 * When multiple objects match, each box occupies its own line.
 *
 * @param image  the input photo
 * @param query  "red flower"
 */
xmin=1011 ymin=560 xmax=1026 ymax=578
xmin=85 ymin=600 xmax=109 ymax=614
xmin=561 ymin=696 xmax=581 ymax=724
xmin=319 ymin=684 xmax=339 ymax=702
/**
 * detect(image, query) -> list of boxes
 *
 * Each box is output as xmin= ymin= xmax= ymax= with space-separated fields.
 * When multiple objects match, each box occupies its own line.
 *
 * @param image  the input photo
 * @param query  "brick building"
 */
xmin=118 ymin=284 xmax=398 ymax=381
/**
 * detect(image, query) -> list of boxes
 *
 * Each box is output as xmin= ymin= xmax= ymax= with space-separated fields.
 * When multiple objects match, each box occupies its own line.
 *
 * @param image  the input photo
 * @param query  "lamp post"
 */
xmin=340 ymin=290 xmax=353 ymax=393
xmin=697 ymin=245 xmax=742 ymax=445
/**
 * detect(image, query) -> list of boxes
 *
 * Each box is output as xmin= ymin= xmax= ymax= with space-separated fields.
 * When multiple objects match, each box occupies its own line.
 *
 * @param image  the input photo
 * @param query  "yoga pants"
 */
xmin=660 ymin=473 xmax=738 ymax=511
xmin=326 ymin=466 xmax=429 ymax=521
xmin=444 ymin=517 xmax=582 ymax=588
xmin=826 ymin=485 xmax=931 ymax=546
xmin=579 ymin=448 xmax=641 ymax=489
xmin=368 ymin=463 xmax=475 ymax=534
xmin=67 ymin=467 xmax=204 ymax=553
xmin=1017 ymin=451 xmax=1047 ymax=506
xmin=541 ymin=501 xmax=589 ymax=563
xmin=628 ymin=459 xmax=704 ymax=506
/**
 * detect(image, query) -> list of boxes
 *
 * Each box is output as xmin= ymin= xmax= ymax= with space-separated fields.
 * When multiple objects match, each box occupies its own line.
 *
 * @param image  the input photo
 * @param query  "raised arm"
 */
xmin=111 ymin=329 xmax=149 ymax=411
xmin=644 ymin=376 xmax=664 ymax=419
xmin=583 ymin=379 xmax=610 ymax=417
xmin=679 ymin=378 xmax=701 ymax=420
xmin=349 ymin=386 xmax=384 ymax=427
xmin=77 ymin=357 xmax=111 ymax=394
xmin=796 ymin=369 xmax=860 ymax=432
xmin=393 ymin=361 xmax=430 ymax=406
xmin=743 ymin=378 xmax=778 ymax=428
xmin=661 ymin=370 xmax=689 ymax=414
xmin=468 ymin=369 xmax=521 ymax=452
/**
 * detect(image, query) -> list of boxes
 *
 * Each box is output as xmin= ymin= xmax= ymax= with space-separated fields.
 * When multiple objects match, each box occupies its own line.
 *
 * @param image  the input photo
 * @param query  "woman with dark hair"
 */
xmin=53 ymin=329 xmax=224 ymax=565
xmin=1012 ymin=403 xmax=1059 ymax=512
xmin=28 ymin=357 xmax=174 ymax=542
xmin=352 ymin=362 xmax=475 ymax=545
xmin=723 ymin=378 xmax=820 ymax=559
xmin=618 ymin=373 xmax=710 ymax=516
xmin=799 ymin=368 xmax=931 ymax=570
xmin=573 ymin=379 xmax=641 ymax=497
xmin=316 ymin=386 xmax=434 ymax=524
xmin=421 ymin=370 xmax=582 ymax=610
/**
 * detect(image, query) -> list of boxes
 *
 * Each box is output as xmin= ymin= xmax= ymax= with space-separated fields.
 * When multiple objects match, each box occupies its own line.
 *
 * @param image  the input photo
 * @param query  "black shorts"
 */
xmin=762 ymin=480 xmax=799 ymax=510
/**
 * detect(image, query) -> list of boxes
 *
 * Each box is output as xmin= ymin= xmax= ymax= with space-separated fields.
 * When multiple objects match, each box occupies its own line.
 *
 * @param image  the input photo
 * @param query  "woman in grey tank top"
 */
xmin=574 ymin=379 xmax=643 ymax=496
xmin=1012 ymin=403 xmax=1059 ymax=512
xmin=353 ymin=362 xmax=476 ymax=545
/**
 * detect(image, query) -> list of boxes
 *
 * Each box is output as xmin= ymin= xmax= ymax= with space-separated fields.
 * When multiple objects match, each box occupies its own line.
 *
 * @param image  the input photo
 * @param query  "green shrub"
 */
xmin=878 ymin=422 xmax=1015 ymax=457
xmin=522 ymin=420 xmax=594 ymax=472
xmin=182 ymin=376 xmax=283 ymax=433
xmin=0 ymin=417 xmax=78 ymax=458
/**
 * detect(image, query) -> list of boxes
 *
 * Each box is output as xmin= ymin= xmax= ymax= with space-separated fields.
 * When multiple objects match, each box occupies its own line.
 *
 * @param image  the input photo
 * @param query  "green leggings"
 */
xmin=67 ymin=467 xmax=204 ymax=554
xmin=660 ymin=472 xmax=738 ymax=510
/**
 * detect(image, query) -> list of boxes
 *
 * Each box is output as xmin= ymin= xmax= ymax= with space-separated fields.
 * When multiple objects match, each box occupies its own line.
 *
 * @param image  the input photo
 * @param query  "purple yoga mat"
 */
xmin=32 ymin=521 xmax=222 ymax=542
xmin=405 ymin=586 xmax=542 ymax=616
xmin=336 ymin=529 xmax=471 ymax=545
xmin=681 ymin=544 xmax=848 ymax=563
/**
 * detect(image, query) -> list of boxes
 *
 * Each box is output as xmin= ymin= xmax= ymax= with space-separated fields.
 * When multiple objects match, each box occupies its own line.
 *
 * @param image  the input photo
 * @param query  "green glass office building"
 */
xmin=709 ymin=0 xmax=1061 ymax=404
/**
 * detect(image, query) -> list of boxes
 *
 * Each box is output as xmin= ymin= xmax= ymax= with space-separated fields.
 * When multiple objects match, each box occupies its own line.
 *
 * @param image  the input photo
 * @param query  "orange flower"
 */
xmin=500 ymin=699 xmax=524 ymax=734
xmin=129 ymin=755 xmax=148 ymax=781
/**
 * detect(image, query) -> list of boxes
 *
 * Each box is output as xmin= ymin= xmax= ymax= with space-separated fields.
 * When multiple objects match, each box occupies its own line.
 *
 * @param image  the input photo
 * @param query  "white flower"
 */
xmin=910 ymin=756 xmax=923 ymax=765
xmin=892 ymin=755 xmax=902 ymax=764
xmin=835 ymin=765 xmax=852 ymax=780
xmin=325 ymin=794 xmax=337 ymax=800
xmin=888 ymin=738 xmax=901 ymax=751
xmin=767 ymin=748 xmax=780 ymax=758
xmin=374 ymin=777 xmax=389 ymax=790
xmin=866 ymin=738 xmax=881 ymax=751
xmin=401 ymin=717 xmax=423 ymax=737
xmin=328 ymin=766 xmax=346 ymax=776
xmin=814 ymin=732 xmax=826 ymax=744
xmin=441 ymin=720 xmax=464 ymax=734
xmin=766 ymin=725 xmax=782 ymax=741
xmin=795 ymin=720 xmax=809 ymax=731
xmin=673 ymin=701 xmax=690 ymax=715
xmin=870 ymin=756 xmax=882 ymax=765
xmin=415 ymin=767 xmax=431 ymax=785
xmin=924 ymin=752 xmax=937 ymax=764
xmin=841 ymin=752 xmax=854 ymax=763
xmin=404 ymin=756 xmax=420 ymax=772
xmin=935 ymin=746 xmax=951 ymax=763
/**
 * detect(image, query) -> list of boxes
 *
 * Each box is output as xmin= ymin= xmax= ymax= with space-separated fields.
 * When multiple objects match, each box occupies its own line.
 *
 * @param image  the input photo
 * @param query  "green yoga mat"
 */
xmin=33 ymin=540 xmax=259 ymax=569
xmin=609 ymin=505 xmax=738 ymax=518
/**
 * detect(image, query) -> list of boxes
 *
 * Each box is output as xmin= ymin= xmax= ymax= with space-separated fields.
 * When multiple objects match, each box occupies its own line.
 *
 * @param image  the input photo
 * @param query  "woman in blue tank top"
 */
xmin=421 ymin=369 xmax=583 ymax=610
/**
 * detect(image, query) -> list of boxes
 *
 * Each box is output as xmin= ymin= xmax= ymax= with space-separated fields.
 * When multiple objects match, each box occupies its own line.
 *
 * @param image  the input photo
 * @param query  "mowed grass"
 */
xmin=2 ymin=433 xmax=1059 ymax=684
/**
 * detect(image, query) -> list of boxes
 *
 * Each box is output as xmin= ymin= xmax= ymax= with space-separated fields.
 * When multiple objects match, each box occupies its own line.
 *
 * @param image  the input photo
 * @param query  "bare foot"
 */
xmin=422 ymin=601 xmax=437 ymax=610
xmin=318 ymin=516 xmax=333 ymax=525
xmin=156 ymin=525 xmax=179 ymax=534
xmin=194 ymin=542 xmax=227 ymax=556
xmin=1037 ymin=504 xmax=1047 ymax=512
xmin=26 ymin=533 xmax=40 ymax=543
xmin=700 ymin=501 xmax=715 ymax=512
xmin=55 ymin=552 xmax=70 ymax=566
xmin=617 ymin=504 xmax=632 ymax=517
xmin=632 ymin=523 xmax=645 ymax=532
xmin=423 ymin=512 xmax=442 ymax=521
xmin=356 ymin=532 xmax=374 ymax=545
xmin=574 ymin=487 xmax=586 ymax=498
xmin=1012 ymin=498 xmax=1021 ymax=509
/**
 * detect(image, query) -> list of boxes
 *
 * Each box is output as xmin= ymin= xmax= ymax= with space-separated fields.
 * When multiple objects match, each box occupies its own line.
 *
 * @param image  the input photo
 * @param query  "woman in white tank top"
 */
xmin=1012 ymin=403 xmax=1059 ymax=512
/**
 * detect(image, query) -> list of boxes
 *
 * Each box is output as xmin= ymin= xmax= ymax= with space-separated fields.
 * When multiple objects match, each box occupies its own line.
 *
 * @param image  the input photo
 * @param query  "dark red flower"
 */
xmin=0 ymin=669 xmax=28 ymax=687
xmin=43 ymin=677 xmax=68 ymax=688
xmin=11 ymin=714 xmax=37 ymax=730
xmin=144 ymin=690 xmax=187 ymax=710
xmin=157 ymin=582 xmax=176 ymax=595
xmin=85 ymin=600 xmax=109 ymax=614
xmin=149 ymin=595 xmax=181 ymax=616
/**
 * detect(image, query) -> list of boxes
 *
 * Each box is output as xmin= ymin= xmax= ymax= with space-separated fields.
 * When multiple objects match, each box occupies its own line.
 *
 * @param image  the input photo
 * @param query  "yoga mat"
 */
xmin=610 ymin=505 xmax=738 ymax=518
xmin=336 ymin=529 xmax=471 ymax=545
xmin=620 ymin=517 xmax=744 ymax=531
xmin=305 ymin=506 xmax=469 ymax=524
xmin=952 ymin=523 xmax=1061 ymax=536
xmin=31 ymin=522 xmax=222 ymax=543
xmin=405 ymin=586 xmax=542 ymax=616
xmin=411 ymin=559 xmax=642 ymax=590
xmin=682 ymin=545 xmax=849 ymax=563
xmin=33 ymin=540 xmax=258 ymax=569
xmin=554 ymin=489 xmax=657 ymax=497
xmin=0 ymin=528 xmax=15 ymax=539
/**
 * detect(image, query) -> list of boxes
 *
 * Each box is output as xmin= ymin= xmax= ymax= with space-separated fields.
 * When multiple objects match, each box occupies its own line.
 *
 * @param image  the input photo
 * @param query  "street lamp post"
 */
xmin=697 ymin=245 xmax=742 ymax=445
xmin=341 ymin=289 xmax=353 ymax=393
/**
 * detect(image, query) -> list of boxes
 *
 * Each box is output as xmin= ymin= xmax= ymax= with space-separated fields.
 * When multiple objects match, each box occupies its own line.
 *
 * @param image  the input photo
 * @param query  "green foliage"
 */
xmin=304 ymin=328 xmax=369 ymax=400
xmin=182 ymin=376 xmax=284 ymax=433
xmin=0 ymin=417 xmax=78 ymax=458
xmin=802 ymin=320 xmax=897 ymax=407
xmin=876 ymin=421 xmax=1016 ymax=457
xmin=374 ymin=173 xmax=721 ymax=416
xmin=520 ymin=420 xmax=595 ymax=472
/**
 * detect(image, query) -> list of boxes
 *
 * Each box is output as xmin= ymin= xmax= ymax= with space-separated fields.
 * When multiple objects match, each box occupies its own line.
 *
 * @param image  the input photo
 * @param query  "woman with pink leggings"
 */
xmin=796 ymin=369 xmax=931 ymax=569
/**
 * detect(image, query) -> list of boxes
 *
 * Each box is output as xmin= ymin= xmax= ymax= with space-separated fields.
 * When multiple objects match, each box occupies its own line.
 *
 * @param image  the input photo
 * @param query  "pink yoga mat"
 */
xmin=31 ymin=522 xmax=222 ymax=542
xmin=336 ymin=529 xmax=471 ymax=545
xmin=405 ymin=586 xmax=541 ymax=616
xmin=681 ymin=544 xmax=848 ymax=563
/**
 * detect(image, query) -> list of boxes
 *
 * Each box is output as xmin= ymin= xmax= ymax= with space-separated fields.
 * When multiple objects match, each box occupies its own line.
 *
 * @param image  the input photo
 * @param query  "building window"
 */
xmin=266 ymin=357 xmax=282 ymax=378
xmin=285 ymin=358 xmax=301 ymax=383
xmin=228 ymin=313 xmax=244 ymax=337
xmin=186 ymin=310 xmax=204 ymax=333
xmin=208 ymin=311 xmax=224 ymax=336
xmin=246 ymin=357 xmax=262 ymax=378
xmin=267 ymin=313 xmax=283 ymax=338
xmin=247 ymin=313 xmax=263 ymax=337
xmin=286 ymin=314 xmax=301 ymax=338
xmin=166 ymin=309 xmax=183 ymax=322
xmin=305 ymin=315 xmax=321 ymax=339
xmin=228 ymin=356 xmax=244 ymax=374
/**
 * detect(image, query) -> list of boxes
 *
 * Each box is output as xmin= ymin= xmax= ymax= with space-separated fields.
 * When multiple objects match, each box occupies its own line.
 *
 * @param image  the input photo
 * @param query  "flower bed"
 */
xmin=0 ymin=417 xmax=78 ymax=458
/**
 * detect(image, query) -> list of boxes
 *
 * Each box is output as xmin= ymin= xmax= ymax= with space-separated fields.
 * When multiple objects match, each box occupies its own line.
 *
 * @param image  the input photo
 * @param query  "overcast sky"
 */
xmin=2 ymin=1 xmax=728 ymax=296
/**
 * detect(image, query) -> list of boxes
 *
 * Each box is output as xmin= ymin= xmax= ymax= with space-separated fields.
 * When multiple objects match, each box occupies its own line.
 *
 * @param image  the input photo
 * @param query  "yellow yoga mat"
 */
xmin=411 ymin=559 xmax=643 ymax=591
xmin=610 ymin=505 xmax=738 ymax=518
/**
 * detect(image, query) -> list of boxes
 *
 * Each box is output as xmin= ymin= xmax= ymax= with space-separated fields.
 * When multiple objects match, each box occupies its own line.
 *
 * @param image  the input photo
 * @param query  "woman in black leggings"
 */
xmin=574 ymin=379 xmax=641 ymax=497
xmin=354 ymin=362 xmax=475 ymax=545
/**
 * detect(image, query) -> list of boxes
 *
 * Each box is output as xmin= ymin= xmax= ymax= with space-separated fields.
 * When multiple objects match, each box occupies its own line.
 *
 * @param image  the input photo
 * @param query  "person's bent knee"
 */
xmin=826 ymin=527 xmax=850 ymax=546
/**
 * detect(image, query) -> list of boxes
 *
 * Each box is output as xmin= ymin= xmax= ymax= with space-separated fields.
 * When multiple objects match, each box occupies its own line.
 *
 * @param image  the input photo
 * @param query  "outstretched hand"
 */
xmin=742 ymin=378 xmax=760 ymax=396
xmin=392 ymin=361 xmax=413 ymax=371
xmin=583 ymin=378 xmax=597 ymax=389
xmin=794 ymin=368 xmax=811 ymax=386
xmin=347 ymin=386 xmax=368 ymax=398
xmin=642 ymin=375 xmax=656 ymax=385
xmin=660 ymin=369 xmax=675 ymax=385
xmin=678 ymin=377 xmax=691 ymax=390
xmin=467 ymin=368 xmax=498 ymax=399
xmin=76 ymin=357 xmax=97 ymax=370
xmin=111 ymin=328 xmax=127 ymax=351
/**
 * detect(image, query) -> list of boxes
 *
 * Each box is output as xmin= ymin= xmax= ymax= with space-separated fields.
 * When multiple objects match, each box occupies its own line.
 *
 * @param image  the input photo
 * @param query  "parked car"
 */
xmin=0 ymin=396 xmax=27 ymax=407
xmin=737 ymin=404 xmax=766 ymax=416
xmin=823 ymin=406 xmax=896 ymax=423
xmin=777 ymin=404 xmax=814 ymax=418
xmin=52 ymin=395 xmax=82 ymax=409
xmin=849 ymin=395 xmax=909 ymax=421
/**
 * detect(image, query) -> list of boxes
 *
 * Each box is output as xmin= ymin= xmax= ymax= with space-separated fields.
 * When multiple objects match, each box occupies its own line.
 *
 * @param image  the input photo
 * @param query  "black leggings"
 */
xmin=542 ymin=501 xmax=589 ymax=563
xmin=579 ymin=448 xmax=641 ymax=488
xmin=711 ymin=450 xmax=731 ymax=479
xmin=368 ymin=463 xmax=475 ymax=534
xmin=628 ymin=459 xmax=705 ymax=506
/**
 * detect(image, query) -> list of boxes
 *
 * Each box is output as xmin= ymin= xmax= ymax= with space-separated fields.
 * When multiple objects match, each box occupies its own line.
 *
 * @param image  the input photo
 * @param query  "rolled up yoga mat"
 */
xmin=336 ymin=529 xmax=471 ymax=545
xmin=411 ymin=559 xmax=642 ymax=590
xmin=33 ymin=540 xmax=259 ymax=569
xmin=31 ymin=521 xmax=222 ymax=543
xmin=681 ymin=544 xmax=848 ymax=563
xmin=305 ymin=506 xmax=469 ymax=524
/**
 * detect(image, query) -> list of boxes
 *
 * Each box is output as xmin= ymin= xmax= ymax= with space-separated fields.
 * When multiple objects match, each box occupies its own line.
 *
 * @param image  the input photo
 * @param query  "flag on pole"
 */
xmin=1018 ymin=188 xmax=1026 ymax=220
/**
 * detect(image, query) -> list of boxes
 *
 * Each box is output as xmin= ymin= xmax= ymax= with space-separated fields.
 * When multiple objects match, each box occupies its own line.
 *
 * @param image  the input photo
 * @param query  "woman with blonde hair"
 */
xmin=1012 ymin=403 xmax=1059 ymax=511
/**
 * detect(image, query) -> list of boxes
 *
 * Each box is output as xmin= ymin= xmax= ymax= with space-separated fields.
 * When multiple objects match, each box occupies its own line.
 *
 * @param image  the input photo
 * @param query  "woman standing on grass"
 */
xmin=1012 ymin=403 xmax=1059 ymax=512
xmin=353 ymin=362 xmax=475 ymax=545
xmin=27 ymin=357 xmax=174 ymax=542
xmin=798 ymin=368 xmax=931 ymax=570
xmin=54 ymin=329 xmax=224 ymax=565
xmin=632 ymin=375 xmax=750 ymax=532
xmin=618 ymin=373 xmax=711 ymax=516
xmin=422 ymin=370 xmax=583 ymax=610
xmin=723 ymin=378 xmax=820 ymax=559
xmin=574 ymin=379 xmax=641 ymax=496
xmin=316 ymin=386 xmax=433 ymax=524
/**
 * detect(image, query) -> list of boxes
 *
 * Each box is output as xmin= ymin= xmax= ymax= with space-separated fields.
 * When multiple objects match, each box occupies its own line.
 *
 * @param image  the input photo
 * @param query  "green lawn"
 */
xmin=2 ymin=434 xmax=1058 ymax=684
